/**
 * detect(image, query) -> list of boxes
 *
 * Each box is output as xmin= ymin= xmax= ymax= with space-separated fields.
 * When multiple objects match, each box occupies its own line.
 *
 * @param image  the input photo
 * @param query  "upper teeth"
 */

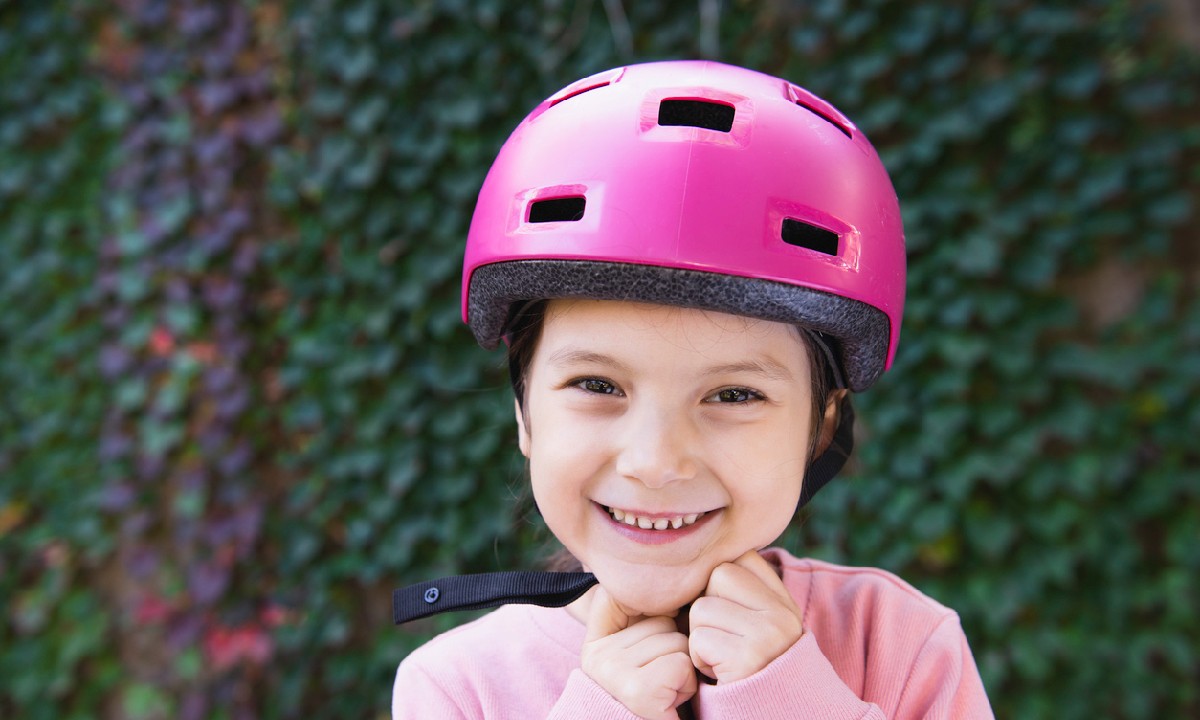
xmin=607 ymin=506 xmax=704 ymax=530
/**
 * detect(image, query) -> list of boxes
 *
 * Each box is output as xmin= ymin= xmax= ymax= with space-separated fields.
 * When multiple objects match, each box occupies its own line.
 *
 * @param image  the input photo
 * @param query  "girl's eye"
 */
xmin=709 ymin=387 xmax=763 ymax=403
xmin=575 ymin=378 xmax=619 ymax=395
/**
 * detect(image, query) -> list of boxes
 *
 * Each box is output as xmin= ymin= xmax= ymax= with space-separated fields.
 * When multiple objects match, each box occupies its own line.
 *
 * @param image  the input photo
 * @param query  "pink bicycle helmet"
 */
xmin=463 ymin=60 xmax=905 ymax=392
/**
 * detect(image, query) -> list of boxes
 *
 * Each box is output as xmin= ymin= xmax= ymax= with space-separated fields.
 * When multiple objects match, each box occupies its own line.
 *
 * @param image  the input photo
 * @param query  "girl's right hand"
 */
xmin=581 ymin=586 xmax=697 ymax=720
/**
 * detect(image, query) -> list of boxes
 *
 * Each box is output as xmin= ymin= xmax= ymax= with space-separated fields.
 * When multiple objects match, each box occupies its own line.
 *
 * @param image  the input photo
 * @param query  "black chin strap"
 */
xmin=796 ymin=398 xmax=854 ymax=509
xmin=393 ymin=402 xmax=854 ymax=625
xmin=394 ymin=570 xmax=597 ymax=624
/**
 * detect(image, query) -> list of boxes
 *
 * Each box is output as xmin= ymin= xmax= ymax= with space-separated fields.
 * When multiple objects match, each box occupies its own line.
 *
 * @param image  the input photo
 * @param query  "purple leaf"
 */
xmin=137 ymin=452 xmax=166 ymax=480
xmin=173 ymin=518 xmax=199 ymax=546
xmin=167 ymin=612 xmax=204 ymax=650
xmin=204 ymin=365 xmax=236 ymax=393
xmin=135 ymin=2 xmax=169 ymax=29
xmin=232 ymin=244 xmax=258 ymax=277
xmin=100 ymin=431 xmax=133 ymax=460
xmin=196 ymin=228 xmax=233 ymax=256
xmin=97 ymin=482 xmax=136 ymax=511
xmin=224 ymin=339 xmax=250 ymax=363
xmin=195 ymin=133 xmax=232 ymax=166
xmin=97 ymin=271 xmax=119 ymax=300
xmin=180 ymin=691 xmax=208 ymax=720
xmin=179 ymin=6 xmax=218 ymax=37
xmin=200 ymin=180 xmax=231 ymax=214
xmin=197 ymin=80 xmax=237 ymax=115
xmin=217 ymin=440 xmax=252 ymax=476
xmin=239 ymin=70 xmax=271 ymax=99
xmin=165 ymin=278 xmax=192 ymax=303
xmin=203 ymin=279 xmax=243 ymax=310
xmin=179 ymin=467 xmax=207 ymax=489
xmin=99 ymin=346 xmax=132 ymax=378
xmin=215 ymin=386 xmax=249 ymax=422
xmin=140 ymin=47 xmax=172 ymax=76
xmin=222 ymin=207 xmax=250 ymax=233
xmin=233 ymin=503 xmax=263 ymax=548
xmin=189 ymin=561 xmax=230 ymax=605
xmin=126 ymin=545 xmax=158 ymax=579
xmin=198 ymin=426 xmax=228 ymax=455
xmin=102 ymin=307 xmax=130 ymax=329
xmin=240 ymin=110 xmax=282 ymax=147
xmin=122 ymin=84 xmax=152 ymax=112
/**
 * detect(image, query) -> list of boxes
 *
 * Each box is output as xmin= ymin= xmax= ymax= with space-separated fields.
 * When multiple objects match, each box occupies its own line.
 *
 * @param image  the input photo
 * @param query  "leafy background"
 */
xmin=1 ymin=1 xmax=1197 ymax=718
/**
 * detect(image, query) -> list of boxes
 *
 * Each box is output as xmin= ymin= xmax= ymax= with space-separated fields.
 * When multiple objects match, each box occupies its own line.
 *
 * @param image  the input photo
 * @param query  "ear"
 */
xmin=812 ymin=389 xmax=848 ymax=457
xmin=515 ymin=398 xmax=531 ymax=458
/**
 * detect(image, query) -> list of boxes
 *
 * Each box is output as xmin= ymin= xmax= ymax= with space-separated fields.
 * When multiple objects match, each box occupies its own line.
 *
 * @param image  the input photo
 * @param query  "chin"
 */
xmin=599 ymin=568 xmax=709 ymax=616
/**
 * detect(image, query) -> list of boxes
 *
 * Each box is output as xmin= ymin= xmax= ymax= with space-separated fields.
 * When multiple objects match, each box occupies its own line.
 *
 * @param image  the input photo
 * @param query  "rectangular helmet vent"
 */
xmin=782 ymin=218 xmax=839 ymax=255
xmin=529 ymin=196 xmax=586 ymax=223
xmin=658 ymin=99 xmax=735 ymax=132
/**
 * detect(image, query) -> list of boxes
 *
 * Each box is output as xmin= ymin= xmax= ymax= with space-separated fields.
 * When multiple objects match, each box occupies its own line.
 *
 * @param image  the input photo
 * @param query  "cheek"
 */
xmin=738 ymin=477 xmax=802 ymax=542
xmin=713 ymin=424 xmax=808 ymax=532
xmin=526 ymin=441 xmax=597 ymax=519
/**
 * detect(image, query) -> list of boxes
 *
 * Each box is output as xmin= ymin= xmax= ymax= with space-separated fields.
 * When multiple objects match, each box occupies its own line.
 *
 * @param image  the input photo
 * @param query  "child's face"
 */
xmin=517 ymin=299 xmax=822 ymax=615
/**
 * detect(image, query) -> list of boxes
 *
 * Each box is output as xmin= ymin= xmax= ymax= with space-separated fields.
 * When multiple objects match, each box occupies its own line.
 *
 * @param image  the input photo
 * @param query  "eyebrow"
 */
xmin=702 ymin=359 xmax=795 ymax=383
xmin=546 ymin=347 xmax=793 ymax=382
xmin=545 ymin=348 xmax=633 ymax=373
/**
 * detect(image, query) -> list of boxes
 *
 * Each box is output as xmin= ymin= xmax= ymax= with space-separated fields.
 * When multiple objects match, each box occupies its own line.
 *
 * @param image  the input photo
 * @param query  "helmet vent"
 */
xmin=782 ymin=218 xmax=838 ymax=255
xmin=658 ymin=99 xmax=735 ymax=132
xmin=787 ymin=84 xmax=854 ymax=138
xmin=528 ymin=196 xmax=586 ymax=223
xmin=548 ymin=80 xmax=610 ymax=108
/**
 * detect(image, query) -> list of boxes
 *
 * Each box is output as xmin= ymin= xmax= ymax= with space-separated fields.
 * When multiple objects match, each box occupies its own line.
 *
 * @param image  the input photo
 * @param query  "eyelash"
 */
xmin=567 ymin=378 xmax=765 ymax=404
xmin=569 ymin=377 xmax=622 ymax=396
xmin=707 ymin=387 xmax=766 ymax=404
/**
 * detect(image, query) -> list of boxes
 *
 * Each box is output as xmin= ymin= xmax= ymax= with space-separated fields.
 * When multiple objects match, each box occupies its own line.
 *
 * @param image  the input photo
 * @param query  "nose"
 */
xmin=614 ymin=402 xmax=697 ymax=488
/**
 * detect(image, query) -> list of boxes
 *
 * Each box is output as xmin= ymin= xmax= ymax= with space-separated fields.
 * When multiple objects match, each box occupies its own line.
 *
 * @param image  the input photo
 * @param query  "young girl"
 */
xmin=391 ymin=60 xmax=994 ymax=719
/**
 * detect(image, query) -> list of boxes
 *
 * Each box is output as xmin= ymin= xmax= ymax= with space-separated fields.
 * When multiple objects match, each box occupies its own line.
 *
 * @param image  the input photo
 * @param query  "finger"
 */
xmin=688 ymin=624 xmax=739 ymax=680
xmin=603 ymin=616 xmax=681 ymax=655
xmin=688 ymin=594 xmax=754 ymax=636
xmin=732 ymin=549 xmax=791 ymax=602
xmin=640 ymin=652 xmax=698 ymax=713
xmin=627 ymin=631 xmax=690 ymax=669
xmin=706 ymin=555 xmax=796 ymax=612
xmin=585 ymin=586 xmax=639 ymax=642
xmin=704 ymin=561 xmax=774 ymax=608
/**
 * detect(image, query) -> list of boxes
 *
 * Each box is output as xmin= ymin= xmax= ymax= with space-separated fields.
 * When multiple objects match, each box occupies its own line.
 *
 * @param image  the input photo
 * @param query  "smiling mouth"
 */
xmin=602 ymin=505 xmax=709 ymax=531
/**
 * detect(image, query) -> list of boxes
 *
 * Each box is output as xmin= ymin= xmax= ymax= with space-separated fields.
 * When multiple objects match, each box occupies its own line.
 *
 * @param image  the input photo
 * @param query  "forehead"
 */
xmin=538 ymin=299 xmax=810 ymax=368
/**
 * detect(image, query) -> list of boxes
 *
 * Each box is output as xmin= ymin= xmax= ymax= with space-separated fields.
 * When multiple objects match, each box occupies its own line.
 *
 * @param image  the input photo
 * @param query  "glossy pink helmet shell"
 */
xmin=463 ymin=60 xmax=905 ymax=391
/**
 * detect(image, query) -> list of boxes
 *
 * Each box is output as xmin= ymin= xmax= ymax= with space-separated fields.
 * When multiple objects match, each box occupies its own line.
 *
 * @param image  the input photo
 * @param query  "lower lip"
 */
xmin=596 ymin=503 xmax=716 ymax=545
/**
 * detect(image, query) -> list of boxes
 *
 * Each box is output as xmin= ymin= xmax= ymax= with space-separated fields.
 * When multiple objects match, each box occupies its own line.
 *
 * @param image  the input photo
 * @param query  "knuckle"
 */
xmin=688 ymin=596 xmax=717 ymax=624
xmin=645 ymin=616 xmax=675 ymax=632
xmin=666 ymin=633 xmax=689 ymax=655
xmin=708 ymin=562 xmax=739 ymax=587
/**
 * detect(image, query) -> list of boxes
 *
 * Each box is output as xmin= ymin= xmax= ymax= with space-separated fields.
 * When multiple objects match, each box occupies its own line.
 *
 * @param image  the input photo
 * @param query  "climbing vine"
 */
xmin=1 ymin=1 xmax=1196 ymax=718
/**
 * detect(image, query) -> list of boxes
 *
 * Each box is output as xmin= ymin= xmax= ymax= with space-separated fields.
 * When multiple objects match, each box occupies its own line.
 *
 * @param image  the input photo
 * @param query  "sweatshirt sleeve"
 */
xmin=690 ymin=633 xmax=885 ymax=720
xmin=393 ymin=654 xmax=646 ymax=720
xmin=690 ymin=616 xmax=993 ymax=720
xmin=392 ymin=658 xmax=472 ymax=720
xmin=545 ymin=669 xmax=652 ymax=720
xmin=889 ymin=613 xmax=994 ymax=719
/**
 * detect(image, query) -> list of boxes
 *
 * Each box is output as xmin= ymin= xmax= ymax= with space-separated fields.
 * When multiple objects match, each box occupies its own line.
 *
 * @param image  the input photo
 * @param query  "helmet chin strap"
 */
xmin=392 ymin=404 xmax=855 ymax=625
xmin=394 ymin=570 xmax=597 ymax=624
xmin=796 ymin=398 xmax=855 ymax=510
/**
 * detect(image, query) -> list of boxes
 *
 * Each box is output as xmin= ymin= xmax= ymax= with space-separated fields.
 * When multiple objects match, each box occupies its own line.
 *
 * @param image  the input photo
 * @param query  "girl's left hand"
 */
xmin=687 ymin=549 xmax=804 ymax=684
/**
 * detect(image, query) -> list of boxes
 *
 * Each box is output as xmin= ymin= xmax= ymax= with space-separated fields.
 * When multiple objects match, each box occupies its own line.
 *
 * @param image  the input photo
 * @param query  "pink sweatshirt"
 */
xmin=392 ymin=549 xmax=994 ymax=719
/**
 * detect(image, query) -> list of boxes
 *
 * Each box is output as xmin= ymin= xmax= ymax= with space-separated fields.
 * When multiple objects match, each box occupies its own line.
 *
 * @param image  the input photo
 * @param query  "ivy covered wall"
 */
xmin=1 ymin=1 xmax=1197 ymax=718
